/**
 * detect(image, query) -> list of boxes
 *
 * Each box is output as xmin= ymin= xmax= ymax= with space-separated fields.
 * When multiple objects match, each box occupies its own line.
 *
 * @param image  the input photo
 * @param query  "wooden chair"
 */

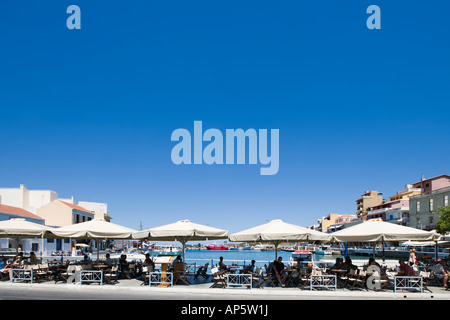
xmin=194 ymin=263 xmax=209 ymax=280
xmin=286 ymin=269 xmax=299 ymax=287
xmin=347 ymin=269 xmax=366 ymax=290
xmin=248 ymin=267 xmax=264 ymax=288
xmin=56 ymin=265 xmax=78 ymax=283
xmin=210 ymin=267 xmax=227 ymax=288
xmin=174 ymin=265 xmax=191 ymax=286
xmin=104 ymin=265 xmax=119 ymax=284
xmin=36 ymin=263 xmax=52 ymax=282
xmin=262 ymin=263 xmax=278 ymax=287
xmin=123 ymin=263 xmax=136 ymax=279
xmin=298 ymin=268 xmax=311 ymax=290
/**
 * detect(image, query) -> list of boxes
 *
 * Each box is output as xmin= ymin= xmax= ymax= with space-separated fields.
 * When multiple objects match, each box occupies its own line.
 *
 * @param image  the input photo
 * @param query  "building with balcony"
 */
xmin=356 ymin=190 xmax=384 ymax=218
xmin=408 ymin=175 xmax=450 ymax=230
xmin=36 ymin=200 xmax=95 ymax=227
xmin=367 ymin=199 xmax=410 ymax=225
xmin=318 ymin=213 xmax=358 ymax=233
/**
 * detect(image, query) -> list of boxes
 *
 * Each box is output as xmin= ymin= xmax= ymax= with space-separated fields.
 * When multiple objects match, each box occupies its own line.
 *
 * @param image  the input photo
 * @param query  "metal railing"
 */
xmin=394 ymin=276 xmax=423 ymax=293
xmin=80 ymin=270 xmax=103 ymax=285
xmin=11 ymin=269 xmax=33 ymax=283
xmin=149 ymin=272 xmax=173 ymax=287
xmin=310 ymin=274 xmax=337 ymax=291
xmin=226 ymin=274 xmax=252 ymax=289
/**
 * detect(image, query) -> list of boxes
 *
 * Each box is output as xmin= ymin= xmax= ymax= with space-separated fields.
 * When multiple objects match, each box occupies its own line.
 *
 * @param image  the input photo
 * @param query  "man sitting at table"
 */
xmin=397 ymin=259 xmax=416 ymax=276
xmin=105 ymin=253 xmax=114 ymax=267
xmin=243 ymin=260 xmax=256 ymax=273
xmin=330 ymin=257 xmax=344 ymax=271
xmin=272 ymin=257 xmax=288 ymax=287
xmin=218 ymin=256 xmax=229 ymax=271
xmin=431 ymin=260 xmax=448 ymax=288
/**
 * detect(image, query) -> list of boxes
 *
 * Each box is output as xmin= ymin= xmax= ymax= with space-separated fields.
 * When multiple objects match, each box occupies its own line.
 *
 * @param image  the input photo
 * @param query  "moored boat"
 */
xmin=205 ymin=244 xmax=228 ymax=250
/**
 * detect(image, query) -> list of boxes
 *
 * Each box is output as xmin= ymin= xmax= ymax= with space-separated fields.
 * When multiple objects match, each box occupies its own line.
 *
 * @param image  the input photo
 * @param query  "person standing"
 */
xmin=409 ymin=249 xmax=417 ymax=266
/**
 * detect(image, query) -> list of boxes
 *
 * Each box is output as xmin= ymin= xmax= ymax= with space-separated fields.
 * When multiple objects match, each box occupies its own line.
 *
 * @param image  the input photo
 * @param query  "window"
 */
xmin=429 ymin=198 xmax=434 ymax=211
xmin=445 ymin=195 xmax=449 ymax=207
xmin=416 ymin=201 xmax=420 ymax=212
xmin=31 ymin=243 xmax=39 ymax=252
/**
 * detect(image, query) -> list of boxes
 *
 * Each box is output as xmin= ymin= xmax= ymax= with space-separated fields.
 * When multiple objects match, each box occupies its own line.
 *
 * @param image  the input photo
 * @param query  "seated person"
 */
xmin=0 ymin=258 xmax=12 ymax=279
xmin=218 ymin=256 xmax=229 ymax=271
xmin=243 ymin=260 xmax=256 ymax=273
xmin=105 ymin=253 xmax=114 ymax=267
xmin=368 ymin=257 xmax=381 ymax=268
xmin=330 ymin=257 xmax=344 ymax=271
xmin=143 ymin=253 xmax=155 ymax=270
xmin=431 ymin=260 xmax=448 ymax=288
xmin=272 ymin=257 xmax=288 ymax=287
xmin=397 ymin=259 xmax=416 ymax=276
xmin=342 ymin=256 xmax=358 ymax=271
xmin=82 ymin=254 xmax=92 ymax=265
xmin=29 ymin=252 xmax=39 ymax=265
xmin=12 ymin=252 xmax=25 ymax=267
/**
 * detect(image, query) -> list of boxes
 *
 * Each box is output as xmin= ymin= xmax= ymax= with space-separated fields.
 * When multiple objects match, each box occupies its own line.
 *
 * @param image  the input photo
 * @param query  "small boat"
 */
xmin=252 ymin=244 xmax=275 ymax=251
xmin=205 ymin=244 xmax=228 ymax=250
xmin=314 ymin=245 xmax=333 ymax=255
xmin=290 ymin=249 xmax=315 ymax=267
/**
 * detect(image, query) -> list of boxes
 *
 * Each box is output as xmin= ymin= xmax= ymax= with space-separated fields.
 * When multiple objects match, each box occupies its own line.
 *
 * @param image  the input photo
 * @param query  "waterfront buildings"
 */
xmin=408 ymin=175 xmax=450 ymax=230
xmin=366 ymin=184 xmax=421 ymax=226
xmin=356 ymin=190 xmax=383 ymax=219
xmin=0 ymin=204 xmax=70 ymax=254
xmin=317 ymin=213 xmax=358 ymax=232
xmin=0 ymin=184 xmax=111 ymax=254
xmin=36 ymin=200 xmax=95 ymax=227
xmin=0 ymin=185 xmax=110 ymax=224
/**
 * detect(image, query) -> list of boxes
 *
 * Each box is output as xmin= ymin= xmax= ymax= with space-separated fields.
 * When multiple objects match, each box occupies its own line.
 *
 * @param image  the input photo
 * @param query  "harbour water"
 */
xmin=183 ymin=249 xmax=398 ymax=269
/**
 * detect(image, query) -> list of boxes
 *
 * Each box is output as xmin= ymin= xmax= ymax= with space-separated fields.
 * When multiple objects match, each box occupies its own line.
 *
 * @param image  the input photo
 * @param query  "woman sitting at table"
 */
xmin=367 ymin=257 xmax=381 ymax=268
xmin=12 ymin=253 xmax=25 ymax=267
xmin=29 ymin=252 xmax=39 ymax=265
xmin=143 ymin=253 xmax=155 ymax=271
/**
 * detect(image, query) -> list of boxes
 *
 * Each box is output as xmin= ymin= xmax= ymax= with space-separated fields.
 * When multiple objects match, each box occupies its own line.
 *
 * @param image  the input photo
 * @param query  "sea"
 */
xmin=183 ymin=249 xmax=398 ymax=269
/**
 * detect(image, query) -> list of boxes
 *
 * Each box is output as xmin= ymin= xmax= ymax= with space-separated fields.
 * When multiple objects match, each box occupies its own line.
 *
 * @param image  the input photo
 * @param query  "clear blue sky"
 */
xmin=0 ymin=1 xmax=449 ymax=234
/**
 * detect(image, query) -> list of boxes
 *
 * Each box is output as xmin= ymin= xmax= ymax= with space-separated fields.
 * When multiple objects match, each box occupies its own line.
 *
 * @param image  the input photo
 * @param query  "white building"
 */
xmin=0 ymin=184 xmax=110 ymax=256
xmin=0 ymin=204 xmax=71 ymax=255
xmin=0 ymin=184 xmax=58 ymax=214
xmin=0 ymin=184 xmax=110 ymax=221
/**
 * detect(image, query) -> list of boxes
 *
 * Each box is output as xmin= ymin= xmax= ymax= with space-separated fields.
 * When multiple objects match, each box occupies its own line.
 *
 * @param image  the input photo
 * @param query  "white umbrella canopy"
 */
xmin=0 ymin=218 xmax=56 ymax=254
xmin=229 ymin=219 xmax=331 ymax=242
xmin=0 ymin=218 xmax=55 ymax=238
xmin=133 ymin=219 xmax=228 ymax=241
xmin=50 ymin=218 xmax=138 ymax=261
xmin=50 ymin=218 xmax=137 ymax=239
xmin=133 ymin=220 xmax=229 ymax=263
xmin=330 ymin=219 xmax=441 ymax=243
xmin=228 ymin=219 xmax=331 ymax=259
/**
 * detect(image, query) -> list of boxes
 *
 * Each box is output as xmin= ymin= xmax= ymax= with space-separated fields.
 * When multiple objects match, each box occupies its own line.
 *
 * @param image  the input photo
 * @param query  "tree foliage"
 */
xmin=434 ymin=206 xmax=450 ymax=235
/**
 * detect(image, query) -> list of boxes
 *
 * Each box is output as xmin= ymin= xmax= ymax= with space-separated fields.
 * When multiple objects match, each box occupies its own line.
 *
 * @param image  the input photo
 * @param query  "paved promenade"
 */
xmin=0 ymin=278 xmax=448 ymax=300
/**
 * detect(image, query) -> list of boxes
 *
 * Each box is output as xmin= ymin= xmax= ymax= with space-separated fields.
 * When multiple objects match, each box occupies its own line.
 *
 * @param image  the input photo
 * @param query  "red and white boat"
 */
xmin=205 ymin=244 xmax=228 ymax=250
